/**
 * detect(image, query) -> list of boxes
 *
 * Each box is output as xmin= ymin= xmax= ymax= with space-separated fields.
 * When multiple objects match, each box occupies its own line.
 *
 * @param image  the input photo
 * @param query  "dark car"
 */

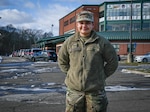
xmin=42 ymin=50 xmax=57 ymax=62
xmin=117 ymin=55 xmax=121 ymax=61
xmin=29 ymin=50 xmax=57 ymax=62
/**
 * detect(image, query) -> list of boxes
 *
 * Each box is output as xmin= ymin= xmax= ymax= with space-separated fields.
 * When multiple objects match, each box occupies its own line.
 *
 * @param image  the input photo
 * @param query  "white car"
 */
xmin=134 ymin=52 xmax=150 ymax=63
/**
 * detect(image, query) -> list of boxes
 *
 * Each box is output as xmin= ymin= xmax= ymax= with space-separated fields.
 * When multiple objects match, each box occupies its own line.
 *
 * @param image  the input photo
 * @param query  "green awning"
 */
xmin=97 ymin=31 xmax=150 ymax=40
xmin=36 ymin=31 xmax=150 ymax=45
xmin=50 ymin=34 xmax=73 ymax=43
xmin=36 ymin=33 xmax=73 ymax=43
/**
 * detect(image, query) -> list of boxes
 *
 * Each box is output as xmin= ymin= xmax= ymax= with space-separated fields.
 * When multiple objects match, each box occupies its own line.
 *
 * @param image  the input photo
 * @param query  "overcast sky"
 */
xmin=0 ymin=0 xmax=116 ymax=36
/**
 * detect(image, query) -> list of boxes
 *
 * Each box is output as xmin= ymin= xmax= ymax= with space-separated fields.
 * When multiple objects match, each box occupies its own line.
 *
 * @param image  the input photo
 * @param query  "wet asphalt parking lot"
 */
xmin=0 ymin=56 xmax=150 ymax=112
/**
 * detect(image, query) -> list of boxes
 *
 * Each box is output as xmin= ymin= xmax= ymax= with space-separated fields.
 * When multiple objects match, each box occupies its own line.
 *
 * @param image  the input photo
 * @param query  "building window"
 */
xmin=112 ymin=44 xmax=120 ymax=52
xmin=107 ymin=23 xmax=130 ymax=31
xmin=64 ymin=20 xmax=68 ymax=26
xmin=70 ymin=16 xmax=76 ymax=24
xmin=132 ymin=23 xmax=141 ymax=31
xmin=107 ymin=3 xmax=141 ymax=21
xmin=143 ymin=22 xmax=150 ymax=31
xmin=99 ymin=11 xmax=104 ymax=18
xmin=106 ymin=23 xmax=140 ymax=31
xmin=100 ymin=24 xmax=104 ymax=31
xmin=127 ymin=44 xmax=136 ymax=53
xmin=86 ymin=8 xmax=92 ymax=10
xmin=143 ymin=3 xmax=150 ymax=20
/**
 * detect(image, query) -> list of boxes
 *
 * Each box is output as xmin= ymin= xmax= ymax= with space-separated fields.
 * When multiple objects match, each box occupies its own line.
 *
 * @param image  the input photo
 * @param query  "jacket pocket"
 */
xmin=85 ymin=46 xmax=102 ymax=71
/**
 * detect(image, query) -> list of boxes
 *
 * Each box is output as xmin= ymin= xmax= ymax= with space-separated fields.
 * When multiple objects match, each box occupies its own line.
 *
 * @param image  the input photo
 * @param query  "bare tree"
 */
xmin=0 ymin=24 xmax=53 ymax=55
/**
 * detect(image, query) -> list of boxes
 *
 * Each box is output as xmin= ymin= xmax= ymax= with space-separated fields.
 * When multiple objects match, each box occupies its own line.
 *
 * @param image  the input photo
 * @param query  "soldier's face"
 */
xmin=76 ymin=21 xmax=94 ymax=37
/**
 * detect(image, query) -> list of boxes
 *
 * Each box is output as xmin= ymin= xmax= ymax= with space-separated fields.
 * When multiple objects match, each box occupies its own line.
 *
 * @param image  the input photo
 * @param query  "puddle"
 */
xmin=0 ymin=86 xmax=66 ymax=96
xmin=0 ymin=85 xmax=150 ymax=96
xmin=0 ymin=62 xmax=33 ymax=67
xmin=0 ymin=66 xmax=60 ymax=74
xmin=121 ymin=69 xmax=150 ymax=78
xmin=105 ymin=85 xmax=150 ymax=91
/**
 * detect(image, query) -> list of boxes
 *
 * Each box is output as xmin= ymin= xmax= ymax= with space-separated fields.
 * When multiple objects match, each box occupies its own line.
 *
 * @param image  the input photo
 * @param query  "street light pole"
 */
xmin=0 ymin=17 xmax=2 ymax=38
xmin=127 ymin=0 xmax=133 ymax=63
xmin=51 ymin=24 xmax=54 ymax=34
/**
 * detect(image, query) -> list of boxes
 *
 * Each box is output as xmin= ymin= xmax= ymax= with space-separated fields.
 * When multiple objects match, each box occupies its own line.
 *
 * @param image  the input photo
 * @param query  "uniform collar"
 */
xmin=74 ymin=30 xmax=99 ymax=43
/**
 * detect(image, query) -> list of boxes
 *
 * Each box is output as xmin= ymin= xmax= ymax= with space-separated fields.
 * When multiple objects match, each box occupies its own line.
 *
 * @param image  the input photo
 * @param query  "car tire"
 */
xmin=44 ymin=58 xmax=49 ymax=62
xmin=142 ymin=58 xmax=148 ymax=63
xmin=54 ymin=59 xmax=57 ymax=62
xmin=31 ymin=57 xmax=36 ymax=62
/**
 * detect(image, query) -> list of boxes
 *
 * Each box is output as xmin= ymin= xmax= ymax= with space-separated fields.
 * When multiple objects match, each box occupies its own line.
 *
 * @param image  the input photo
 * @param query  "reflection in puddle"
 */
xmin=0 ymin=86 xmax=66 ymax=96
xmin=105 ymin=85 xmax=150 ymax=91
xmin=0 ymin=85 xmax=150 ymax=96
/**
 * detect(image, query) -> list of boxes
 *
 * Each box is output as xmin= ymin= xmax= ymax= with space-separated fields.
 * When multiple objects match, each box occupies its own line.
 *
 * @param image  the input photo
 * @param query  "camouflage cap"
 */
xmin=76 ymin=11 xmax=94 ymax=22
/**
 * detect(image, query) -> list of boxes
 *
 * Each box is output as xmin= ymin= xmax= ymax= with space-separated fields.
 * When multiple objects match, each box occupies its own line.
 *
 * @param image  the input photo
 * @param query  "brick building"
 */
xmin=37 ymin=0 xmax=150 ymax=56
xmin=59 ymin=5 xmax=99 ymax=35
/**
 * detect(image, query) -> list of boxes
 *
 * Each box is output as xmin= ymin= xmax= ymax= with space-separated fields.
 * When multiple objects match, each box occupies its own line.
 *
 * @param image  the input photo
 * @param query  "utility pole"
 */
xmin=127 ymin=0 xmax=133 ymax=63
xmin=51 ymin=24 xmax=54 ymax=34
xmin=0 ymin=17 xmax=1 ymax=33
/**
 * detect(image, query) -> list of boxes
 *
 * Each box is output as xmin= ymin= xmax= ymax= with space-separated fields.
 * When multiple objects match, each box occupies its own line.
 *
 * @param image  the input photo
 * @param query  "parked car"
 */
xmin=24 ymin=49 xmax=30 ymax=58
xmin=29 ymin=50 xmax=57 ymax=62
xmin=30 ymin=51 xmax=48 ymax=62
xmin=42 ymin=50 xmax=57 ymax=62
xmin=12 ymin=50 xmax=19 ymax=57
xmin=134 ymin=52 xmax=150 ymax=63
xmin=28 ymin=48 xmax=42 ymax=60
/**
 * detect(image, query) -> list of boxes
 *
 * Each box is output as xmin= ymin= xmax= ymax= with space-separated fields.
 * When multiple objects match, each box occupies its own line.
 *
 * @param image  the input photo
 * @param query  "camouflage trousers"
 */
xmin=65 ymin=88 xmax=108 ymax=112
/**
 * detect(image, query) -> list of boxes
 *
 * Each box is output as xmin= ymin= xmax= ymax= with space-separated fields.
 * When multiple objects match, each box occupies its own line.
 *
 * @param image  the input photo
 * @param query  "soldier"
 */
xmin=58 ymin=10 xmax=118 ymax=112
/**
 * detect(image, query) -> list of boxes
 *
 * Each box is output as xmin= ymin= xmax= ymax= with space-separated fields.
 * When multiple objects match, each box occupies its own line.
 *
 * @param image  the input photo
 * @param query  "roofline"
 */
xmin=59 ymin=4 xmax=99 ymax=21
xmin=59 ymin=0 xmax=149 ymax=21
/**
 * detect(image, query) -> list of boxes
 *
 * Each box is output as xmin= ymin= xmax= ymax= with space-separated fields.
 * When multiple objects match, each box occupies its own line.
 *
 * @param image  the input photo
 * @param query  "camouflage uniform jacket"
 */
xmin=58 ymin=31 xmax=118 ymax=92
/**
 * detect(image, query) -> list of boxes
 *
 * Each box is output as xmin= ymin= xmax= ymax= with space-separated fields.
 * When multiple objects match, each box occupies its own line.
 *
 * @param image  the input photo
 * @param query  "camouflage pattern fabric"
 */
xmin=65 ymin=88 xmax=108 ymax=112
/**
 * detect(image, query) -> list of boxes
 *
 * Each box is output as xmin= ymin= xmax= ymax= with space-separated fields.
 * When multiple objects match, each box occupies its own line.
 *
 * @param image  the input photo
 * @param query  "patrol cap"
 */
xmin=76 ymin=11 xmax=94 ymax=22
